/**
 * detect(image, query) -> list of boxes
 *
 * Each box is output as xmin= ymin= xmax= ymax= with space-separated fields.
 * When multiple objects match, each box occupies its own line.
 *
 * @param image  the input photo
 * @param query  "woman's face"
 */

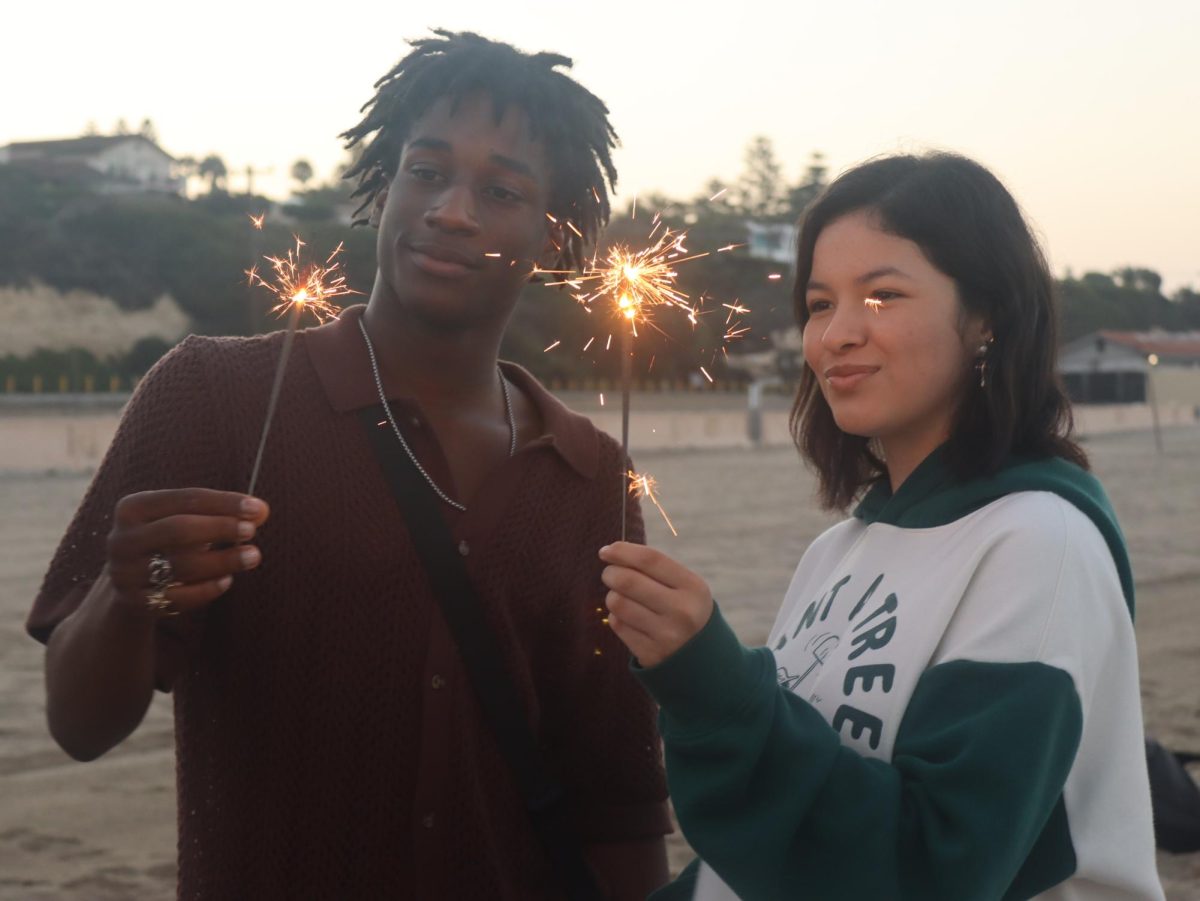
xmin=802 ymin=209 xmax=988 ymax=474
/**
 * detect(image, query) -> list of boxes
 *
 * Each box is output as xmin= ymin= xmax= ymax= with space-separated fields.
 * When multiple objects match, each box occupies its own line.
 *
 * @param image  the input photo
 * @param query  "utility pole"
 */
xmin=239 ymin=163 xmax=275 ymax=197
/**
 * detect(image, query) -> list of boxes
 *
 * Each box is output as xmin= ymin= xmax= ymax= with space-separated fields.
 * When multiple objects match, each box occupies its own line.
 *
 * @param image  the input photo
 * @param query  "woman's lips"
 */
xmin=823 ymin=365 xmax=879 ymax=391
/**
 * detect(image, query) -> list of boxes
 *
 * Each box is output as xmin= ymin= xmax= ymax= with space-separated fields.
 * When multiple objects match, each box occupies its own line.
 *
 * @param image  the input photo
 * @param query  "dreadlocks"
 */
xmin=341 ymin=30 xmax=619 ymax=273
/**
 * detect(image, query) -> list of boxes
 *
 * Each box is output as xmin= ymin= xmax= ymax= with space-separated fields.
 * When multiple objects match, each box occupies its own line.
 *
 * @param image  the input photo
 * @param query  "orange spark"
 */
xmin=723 ymin=301 xmax=750 ymax=323
xmin=249 ymin=213 xmax=266 ymax=230
xmin=245 ymin=235 xmax=358 ymax=324
xmin=544 ymin=225 xmax=709 ymax=335
xmin=700 ymin=366 xmax=713 ymax=383
xmin=628 ymin=470 xmax=678 ymax=536
xmin=544 ymin=340 xmax=561 ymax=352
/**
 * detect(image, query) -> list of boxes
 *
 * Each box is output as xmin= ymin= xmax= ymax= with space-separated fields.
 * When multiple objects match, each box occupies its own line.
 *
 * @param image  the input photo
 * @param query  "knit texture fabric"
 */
xmin=29 ymin=327 xmax=669 ymax=899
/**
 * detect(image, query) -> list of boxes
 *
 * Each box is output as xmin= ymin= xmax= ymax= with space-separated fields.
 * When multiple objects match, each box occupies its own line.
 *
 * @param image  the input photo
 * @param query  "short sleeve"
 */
xmin=26 ymin=335 xmax=229 ymax=690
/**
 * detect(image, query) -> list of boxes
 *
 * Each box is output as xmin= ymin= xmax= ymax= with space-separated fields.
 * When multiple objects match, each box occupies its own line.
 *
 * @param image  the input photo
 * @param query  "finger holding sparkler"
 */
xmin=244 ymin=237 xmax=359 ymax=495
xmin=599 ymin=541 xmax=712 ymax=667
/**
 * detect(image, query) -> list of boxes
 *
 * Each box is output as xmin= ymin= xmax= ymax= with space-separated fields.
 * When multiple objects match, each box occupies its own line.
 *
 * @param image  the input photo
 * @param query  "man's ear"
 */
xmin=368 ymin=177 xmax=390 ymax=229
xmin=536 ymin=220 xmax=566 ymax=274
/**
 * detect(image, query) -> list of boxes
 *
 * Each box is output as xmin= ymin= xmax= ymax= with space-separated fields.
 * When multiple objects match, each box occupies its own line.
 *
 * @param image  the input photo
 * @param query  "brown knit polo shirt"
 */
xmin=28 ymin=305 xmax=670 ymax=899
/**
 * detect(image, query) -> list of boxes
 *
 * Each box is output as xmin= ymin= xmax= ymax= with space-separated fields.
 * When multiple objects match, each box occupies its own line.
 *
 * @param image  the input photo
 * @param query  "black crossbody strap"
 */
xmin=359 ymin=406 xmax=603 ymax=900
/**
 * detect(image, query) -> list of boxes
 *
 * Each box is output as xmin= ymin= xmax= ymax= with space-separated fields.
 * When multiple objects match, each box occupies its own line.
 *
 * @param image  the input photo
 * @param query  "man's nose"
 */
xmin=425 ymin=184 xmax=479 ymax=234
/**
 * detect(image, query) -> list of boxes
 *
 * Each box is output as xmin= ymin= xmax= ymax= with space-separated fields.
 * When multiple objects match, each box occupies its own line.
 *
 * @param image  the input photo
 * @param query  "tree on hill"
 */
xmin=291 ymin=158 xmax=315 ymax=189
xmin=197 ymin=154 xmax=228 ymax=193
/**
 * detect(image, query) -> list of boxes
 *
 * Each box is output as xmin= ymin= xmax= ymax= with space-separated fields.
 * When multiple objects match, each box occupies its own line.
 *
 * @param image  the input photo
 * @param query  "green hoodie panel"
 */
xmin=641 ymin=610 xmax=1082 ymax=901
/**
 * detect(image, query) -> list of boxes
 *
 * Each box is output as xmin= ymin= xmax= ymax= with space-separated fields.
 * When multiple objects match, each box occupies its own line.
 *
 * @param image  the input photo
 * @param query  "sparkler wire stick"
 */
xmin=620 ymin=322 xmax=633 ymax=541
xmin=247 ymin=302 xmax=302 ymax=496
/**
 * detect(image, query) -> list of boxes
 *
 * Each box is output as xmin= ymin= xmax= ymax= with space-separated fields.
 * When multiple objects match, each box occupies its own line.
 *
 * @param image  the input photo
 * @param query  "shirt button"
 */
xmin=431 ymin=674 xmax=445 ymax=690
xmin=458 ymin=540 xmax=469 ymax=556
xmin=422 ymin=814 xmax=435 ymax=829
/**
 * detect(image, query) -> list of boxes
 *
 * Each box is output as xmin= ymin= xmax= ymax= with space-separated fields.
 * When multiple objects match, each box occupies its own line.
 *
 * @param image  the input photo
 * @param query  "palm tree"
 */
xmin=291 ymin=158 xmax=314 ymax=189
xmin=197 ymin=154 xmax=228 ymax=193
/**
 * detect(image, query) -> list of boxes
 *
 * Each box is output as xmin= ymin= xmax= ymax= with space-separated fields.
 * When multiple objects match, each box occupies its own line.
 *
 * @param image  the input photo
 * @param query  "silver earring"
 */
xmin=976 ymin=342 xmax=990 ymax=389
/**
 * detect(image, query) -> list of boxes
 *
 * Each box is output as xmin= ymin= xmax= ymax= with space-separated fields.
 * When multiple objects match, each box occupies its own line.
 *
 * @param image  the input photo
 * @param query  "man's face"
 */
xmin=373 ymin=93 xmax=554 ymax=331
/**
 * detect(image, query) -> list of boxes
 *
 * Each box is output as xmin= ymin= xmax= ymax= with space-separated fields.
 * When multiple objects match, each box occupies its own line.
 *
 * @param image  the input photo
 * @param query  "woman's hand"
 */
xmin=599 ymin=541 xmax=714 ymax=668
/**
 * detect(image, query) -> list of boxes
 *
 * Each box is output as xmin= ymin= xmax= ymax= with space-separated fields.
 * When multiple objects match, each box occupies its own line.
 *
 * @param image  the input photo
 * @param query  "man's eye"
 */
xmin=486 ymin=186 xmax=522 ymax=203
xmin=408 ymin=166 xmax=442 ymax=183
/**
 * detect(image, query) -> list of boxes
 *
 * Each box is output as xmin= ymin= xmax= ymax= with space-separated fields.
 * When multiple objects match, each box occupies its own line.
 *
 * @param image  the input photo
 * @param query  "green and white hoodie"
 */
xmin=637 ymin=450 xmax=1162 ymax=901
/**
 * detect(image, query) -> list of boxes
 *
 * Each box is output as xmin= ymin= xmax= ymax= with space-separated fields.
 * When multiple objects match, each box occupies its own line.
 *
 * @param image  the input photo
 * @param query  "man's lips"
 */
xmin=823 ymin=364 xmax=879 ymax=390
xmin=407 ymin=242 xmax=482 ymax=279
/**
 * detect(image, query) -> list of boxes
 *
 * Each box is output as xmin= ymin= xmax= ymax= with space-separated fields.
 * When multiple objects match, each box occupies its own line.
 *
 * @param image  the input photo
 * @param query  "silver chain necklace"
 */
xmin=358 ymin=317 xmax=515 ymax=512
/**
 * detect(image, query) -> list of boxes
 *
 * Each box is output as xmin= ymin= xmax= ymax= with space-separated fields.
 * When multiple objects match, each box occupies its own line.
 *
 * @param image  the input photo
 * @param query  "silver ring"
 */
xmin=145 ymin=553 xmax=177 ymax=615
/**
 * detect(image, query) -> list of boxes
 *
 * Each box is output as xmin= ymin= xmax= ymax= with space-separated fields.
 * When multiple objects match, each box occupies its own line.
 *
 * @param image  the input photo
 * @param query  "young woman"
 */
xmin=600 ymin=153 xmax=1163 ymax=900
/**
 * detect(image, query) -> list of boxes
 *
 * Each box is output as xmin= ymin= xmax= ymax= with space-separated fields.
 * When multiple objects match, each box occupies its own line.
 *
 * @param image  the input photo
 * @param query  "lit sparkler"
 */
xmin=628 ymin=470 xmax=677 ymax=536
xmin=244 ymin=236 xmax=359 ymax=495
xmin=541 ymin=226 xmax=710 ymax=538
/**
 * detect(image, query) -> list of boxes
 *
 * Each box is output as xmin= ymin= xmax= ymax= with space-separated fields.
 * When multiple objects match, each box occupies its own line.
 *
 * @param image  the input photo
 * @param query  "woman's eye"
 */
xmin=866 ymin=290 xmax=900 ymax=303
xmin=807 ymin=299 xmax=832 ymax=314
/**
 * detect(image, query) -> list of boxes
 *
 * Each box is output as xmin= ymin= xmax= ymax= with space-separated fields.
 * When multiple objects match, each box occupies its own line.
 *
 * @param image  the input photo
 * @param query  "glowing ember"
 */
xmin=245 ymin=236 xmax=357 ymax=324
xmin=543 ymin=226 xmax=709 ymax=335
xmin=628 ymin=470 xmax=678 ymax=536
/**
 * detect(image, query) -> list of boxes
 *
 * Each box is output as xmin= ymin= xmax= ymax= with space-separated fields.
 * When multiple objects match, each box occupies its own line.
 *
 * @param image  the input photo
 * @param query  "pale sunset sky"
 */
xmin=6 ymin=0 xmax=1198 ymax=291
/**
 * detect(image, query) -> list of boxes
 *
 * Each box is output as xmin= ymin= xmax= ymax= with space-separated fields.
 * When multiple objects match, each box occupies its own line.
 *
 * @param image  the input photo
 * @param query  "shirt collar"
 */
xmin=304 ymin=305 xmax=599 ymax=480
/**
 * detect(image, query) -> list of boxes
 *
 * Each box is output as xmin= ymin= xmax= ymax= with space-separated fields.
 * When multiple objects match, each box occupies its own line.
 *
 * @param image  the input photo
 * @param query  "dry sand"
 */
xmin=2 ymin=427 xmax=1198 ymax=899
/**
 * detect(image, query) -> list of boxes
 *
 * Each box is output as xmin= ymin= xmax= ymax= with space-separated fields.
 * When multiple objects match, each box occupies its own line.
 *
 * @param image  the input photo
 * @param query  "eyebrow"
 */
xmin=806 ymin=266 xmax=913 ymax=292
xmin=405 ymin=137 xmax=536 ymax=179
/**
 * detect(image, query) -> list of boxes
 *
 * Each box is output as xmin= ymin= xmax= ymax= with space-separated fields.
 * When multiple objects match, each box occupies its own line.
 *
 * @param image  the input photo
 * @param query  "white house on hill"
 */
xmin=0 ymin=134 xmax=184 ymax=194
xmin=1060 ymin=330 xmax=1200 ymax=406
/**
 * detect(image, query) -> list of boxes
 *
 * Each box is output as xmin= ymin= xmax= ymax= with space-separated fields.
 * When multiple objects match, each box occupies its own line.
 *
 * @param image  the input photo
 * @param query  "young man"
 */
xmin=28 ymin=31 xmax=670 ymax=899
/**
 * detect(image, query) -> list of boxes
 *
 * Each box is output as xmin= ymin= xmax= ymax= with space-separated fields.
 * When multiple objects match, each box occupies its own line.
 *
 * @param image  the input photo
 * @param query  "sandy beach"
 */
xmin=2 ymin=426 xmax=1198 ymax=899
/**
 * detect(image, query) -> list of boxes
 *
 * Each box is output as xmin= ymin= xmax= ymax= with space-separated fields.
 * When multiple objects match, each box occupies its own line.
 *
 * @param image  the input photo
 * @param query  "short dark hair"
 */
xmin=341 ymin=29 xmax=619 ymax=273
xmin=790 ymin=152 xmax=1087 ymax=510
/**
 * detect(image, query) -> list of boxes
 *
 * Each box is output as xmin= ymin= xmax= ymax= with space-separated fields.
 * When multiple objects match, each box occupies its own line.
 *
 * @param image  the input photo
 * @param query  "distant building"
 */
xmin=0 ymin=134 xmax=183 ymax=194
xmin=1059 ymin=330 xmax=1200 ymax=405
xmin=745 ymin=221 xmax=797 ymax=266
